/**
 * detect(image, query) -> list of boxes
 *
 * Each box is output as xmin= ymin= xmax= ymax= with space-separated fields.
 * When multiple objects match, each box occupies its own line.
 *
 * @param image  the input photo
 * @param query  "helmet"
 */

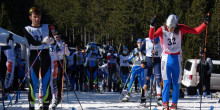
xmin=90 ymin=43 xmax=96 ymax=50
xmin=90 ymin=43 xmax=96 ymax=47
xmin=137 ymin=38 xmax=142 ymax=43
xmin=166 ymin=14 xmax=178 ymax=28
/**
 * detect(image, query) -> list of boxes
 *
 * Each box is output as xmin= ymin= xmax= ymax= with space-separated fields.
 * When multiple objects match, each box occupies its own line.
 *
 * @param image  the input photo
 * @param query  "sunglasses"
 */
xmin=167 ymin=26 xmax=175 ymax=29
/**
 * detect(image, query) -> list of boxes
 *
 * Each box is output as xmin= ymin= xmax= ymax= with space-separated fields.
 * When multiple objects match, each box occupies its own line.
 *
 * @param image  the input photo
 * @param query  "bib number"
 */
xmin=168 ymin=38 xmax=176 ymax=46
xmin=35 ymin=35 xmax=43 ymax=42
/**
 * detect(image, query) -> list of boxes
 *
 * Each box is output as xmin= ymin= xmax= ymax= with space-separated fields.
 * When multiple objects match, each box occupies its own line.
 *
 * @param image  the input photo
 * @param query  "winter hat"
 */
xmin=166 ymin=14 xmax=178 ymax=28
xmin=137 ymin=38 xmax=142 ymax=43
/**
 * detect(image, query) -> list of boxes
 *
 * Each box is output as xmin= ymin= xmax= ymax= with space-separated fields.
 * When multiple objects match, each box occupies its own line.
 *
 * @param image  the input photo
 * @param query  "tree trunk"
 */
xmin=72 ymin=28 xmax=75 ymax=44
xmin=84 ymin=27 xmax=87 ymax=46
xmin=81 ymin=26 xmax=83 ymax=47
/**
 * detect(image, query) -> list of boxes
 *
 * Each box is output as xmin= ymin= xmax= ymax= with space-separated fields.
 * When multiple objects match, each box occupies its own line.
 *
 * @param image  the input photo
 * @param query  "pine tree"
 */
xmin=183 ymin=0 xmax=207 ymax=63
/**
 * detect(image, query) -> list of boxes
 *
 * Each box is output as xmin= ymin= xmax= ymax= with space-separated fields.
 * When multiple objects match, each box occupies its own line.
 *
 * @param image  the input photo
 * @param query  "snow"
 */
xmin=1 ymin=90 xmax=220 ymax=110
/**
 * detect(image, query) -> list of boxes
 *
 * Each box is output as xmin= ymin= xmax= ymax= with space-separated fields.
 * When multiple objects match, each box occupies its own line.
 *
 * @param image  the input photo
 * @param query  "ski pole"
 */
xmin=5 ymin=44 xmax=46 ymax=110
xmin=200 ymin=13 xmax=210 ymax=110
xmin=61 ymin=42 xmax=65 ymax=109
xmin=56 ymin=56 xmax=83 ymax=110
xmin=150 ymin=15 xmax=157 ymax=110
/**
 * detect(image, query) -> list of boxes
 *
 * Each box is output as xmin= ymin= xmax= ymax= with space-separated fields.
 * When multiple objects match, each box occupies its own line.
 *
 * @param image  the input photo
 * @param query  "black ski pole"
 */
xmin=149 ymin=15 xmax=157 ymax=110
xmin=200 ymin=13 xmax=210 ymax=110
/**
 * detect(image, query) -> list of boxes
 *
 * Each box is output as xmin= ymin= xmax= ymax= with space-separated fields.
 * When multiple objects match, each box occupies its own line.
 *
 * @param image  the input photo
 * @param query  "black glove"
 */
xmin=8 ymin=33 xmax=13 ymax=40
xmin=141 ymin=60 xmax=147 ymax=68
xmin=150 ymin=15 xmax=157 ymax=26
xmin=204 ymin=13 xmax=211 ymax=25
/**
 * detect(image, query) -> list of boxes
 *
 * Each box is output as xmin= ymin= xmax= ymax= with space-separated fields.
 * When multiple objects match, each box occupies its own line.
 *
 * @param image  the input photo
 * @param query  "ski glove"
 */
xmin=150 ymin=15 xmax=157 ymax=27
xmin=141 ymin=60 xmax=147 ymax=69
xmin=204 ymin=13 xmax=211 ymax=25
xmin=42 ymin=36 xmax=54 ymax=44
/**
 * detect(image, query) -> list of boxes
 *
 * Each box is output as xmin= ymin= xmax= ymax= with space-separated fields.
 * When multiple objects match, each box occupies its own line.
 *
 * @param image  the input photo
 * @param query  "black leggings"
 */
xmin=28 ymin=49 xmax=51 ymax=105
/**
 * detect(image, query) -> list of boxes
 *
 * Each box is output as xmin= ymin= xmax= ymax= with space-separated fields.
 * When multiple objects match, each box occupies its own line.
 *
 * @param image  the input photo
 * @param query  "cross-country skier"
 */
xmin=66 ymin=50 xmax=76 ymax=91
xmin=48 ymin=30 xmax=59 ymax=109
xmin=53 ymin=33 xmax=70 ymax=105
xmin=122 ymin=39 xmax=146 ymax=102
xmin=84 ymin=43 xmax=101 ymax=91
xmin=140 ymin=37 xmax=163 ymax=105
xmin=197 ymin=50 xmax=213 ymax=97
xmin=73 ymin=46 xmax=84 ymax=91
xmin=3 ymin=33 xmax=15 ymax=98
xmin=149 ymin=14 xmax=210 ymax=110
xmin=119 ymin=46 xmax=130 ymax=92
xmin=23 ymin=6 xmax=55 ymax=110
xmin=107 ymin=46 xmax=120 ymax=92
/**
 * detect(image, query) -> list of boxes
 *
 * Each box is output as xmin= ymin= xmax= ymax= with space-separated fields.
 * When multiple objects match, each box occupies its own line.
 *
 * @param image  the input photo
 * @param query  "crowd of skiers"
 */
xmin=0 ymin=6 xmax=213 ymax=110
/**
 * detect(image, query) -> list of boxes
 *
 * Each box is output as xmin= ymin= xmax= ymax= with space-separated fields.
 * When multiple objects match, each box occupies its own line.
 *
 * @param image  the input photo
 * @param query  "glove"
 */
xmin=150 ymin=15 xmax=157 ymax=26
xmin=204 ymin=13 xmax=211 ymax=25
xmin=7 ymin=33 xmax=13 ymax=40
xmin=141 ymin=61 xmax=147 ymax=69
xmin=42 ymin=36 xmax=54 ymax=44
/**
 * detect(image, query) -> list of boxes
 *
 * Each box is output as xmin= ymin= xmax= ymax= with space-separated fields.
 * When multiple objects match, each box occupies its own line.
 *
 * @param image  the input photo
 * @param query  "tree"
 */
xmin=183 ymin=0 xmax=208 ymax=63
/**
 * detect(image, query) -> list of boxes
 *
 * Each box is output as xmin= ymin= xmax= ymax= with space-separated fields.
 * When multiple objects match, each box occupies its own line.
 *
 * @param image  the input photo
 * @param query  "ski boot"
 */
xmin=122 ymin=94 xmax=130 ymax=102
xmin=140 ymin=87 xmax=147 ymax=103
xmin=163 ymin=102 xmax=169 ymax=110
xmin=29 ymin=102 xmax=35 ymax=110
xmin=40 ymin=105 xmax=49 ymax=110
xmin=75 ymin=86 xmax=79 ymax=91
xmin=51 ymin=98 xmax=58 ymax=110
xmin=170 ymin=103 xmax=177 ymax=110
xmin=140 ymin=96 xmax=146 ymax=103
xmin=39 ymin=99 xmax=43 ymax=110
xmin=156 ymin=95 xmax=163 ymax=106
xmin=179 ymin=90 xmax=185 ymax=98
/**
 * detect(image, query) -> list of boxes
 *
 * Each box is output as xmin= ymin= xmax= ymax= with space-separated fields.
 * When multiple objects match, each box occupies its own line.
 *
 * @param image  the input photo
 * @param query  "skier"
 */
xmin=84 ymin=43 xmax=101 ymax=91
xmin=107 ymin=46 xmax=119 ymax=92
xmin=149 ymin=14 xmax=210 ymax=110
xmin=23 ymin=6 xmax=55 ymax=110
xmin=122 ymin=39 xmax=146 ymax=102
xmin=141 ymin=37 xmax=163 ymax=105
xmin=3 ymin=33 xmax=16 ymax=98
xmin=66 ymin=50 xmax=76 ymax=91
xmin=48 ymin=30 xmax=59 ymax=109
xmin=53 ymin=33 xmax=70 ymax=105
xmin=119 ymin=46 xmax=130 ymax=92
xmin=197 ymin=50 xmax=213 ymax=97
xmin=73 ymin=46 xmax=84 ymax=91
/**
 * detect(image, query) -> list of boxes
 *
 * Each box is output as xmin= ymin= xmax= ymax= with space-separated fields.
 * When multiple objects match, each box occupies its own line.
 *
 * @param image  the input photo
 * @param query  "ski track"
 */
xmin=1 ymin=91 xmax=220 ymax=110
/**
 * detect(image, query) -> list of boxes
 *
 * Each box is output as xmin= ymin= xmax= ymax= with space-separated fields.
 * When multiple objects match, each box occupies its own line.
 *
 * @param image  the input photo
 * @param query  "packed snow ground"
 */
xmin=1 ymin=90 xmax=220 ymax=110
